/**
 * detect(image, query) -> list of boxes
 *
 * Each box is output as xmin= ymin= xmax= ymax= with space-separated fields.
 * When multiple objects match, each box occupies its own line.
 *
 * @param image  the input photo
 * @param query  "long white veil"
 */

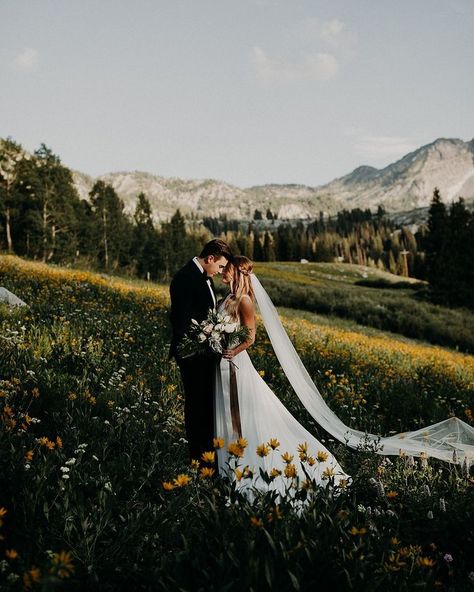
xmin=251 ymin=274 xmax=474 ymax=464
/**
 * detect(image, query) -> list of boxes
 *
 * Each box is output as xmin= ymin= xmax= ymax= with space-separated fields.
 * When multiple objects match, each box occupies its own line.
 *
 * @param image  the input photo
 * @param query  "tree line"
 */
xmin=1 ymin=137 xmax=472 ymax=309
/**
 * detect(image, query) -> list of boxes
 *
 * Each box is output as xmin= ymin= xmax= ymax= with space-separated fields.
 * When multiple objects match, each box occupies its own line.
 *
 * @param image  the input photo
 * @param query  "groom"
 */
xmin=169 ymin=239 xmax=233 ymax=462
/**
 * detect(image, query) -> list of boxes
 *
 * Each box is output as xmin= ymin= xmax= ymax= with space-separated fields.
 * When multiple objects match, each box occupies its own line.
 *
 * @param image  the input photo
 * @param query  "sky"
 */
xmin=1 ymin=0 xmax=473 ymax=188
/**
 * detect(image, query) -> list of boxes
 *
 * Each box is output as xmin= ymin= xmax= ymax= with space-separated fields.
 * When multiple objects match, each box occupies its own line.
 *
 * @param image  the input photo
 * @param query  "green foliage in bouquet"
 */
xmin=177 ymin=309 xmax=250 ymax=358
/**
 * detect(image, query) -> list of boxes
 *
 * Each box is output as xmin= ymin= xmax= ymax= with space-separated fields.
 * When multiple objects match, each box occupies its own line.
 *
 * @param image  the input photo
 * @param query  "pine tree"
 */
xmin=426 ymin=187 xmax=448 ymax=301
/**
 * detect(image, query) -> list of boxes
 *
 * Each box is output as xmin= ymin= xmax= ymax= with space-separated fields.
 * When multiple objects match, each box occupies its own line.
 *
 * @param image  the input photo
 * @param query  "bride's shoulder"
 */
xmin=238 ymin=294 xmax=255 ymax=314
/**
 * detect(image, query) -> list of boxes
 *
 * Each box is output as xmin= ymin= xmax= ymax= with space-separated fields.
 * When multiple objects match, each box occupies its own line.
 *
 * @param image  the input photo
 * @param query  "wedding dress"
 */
xmin=214 ymin=275 xmax=474 ymax=496
xmin=214 ymin=293 xmax=350 ymax=497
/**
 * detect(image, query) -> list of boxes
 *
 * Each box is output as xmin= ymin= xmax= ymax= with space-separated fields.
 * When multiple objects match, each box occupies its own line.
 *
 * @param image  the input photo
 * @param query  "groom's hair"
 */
xmin=199 ymin=239 xmax=233 ymax=261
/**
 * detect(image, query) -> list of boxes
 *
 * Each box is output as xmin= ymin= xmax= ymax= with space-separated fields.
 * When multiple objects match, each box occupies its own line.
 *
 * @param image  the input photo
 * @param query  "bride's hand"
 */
xmin=223 ymin=348 xmax=236 ymax=360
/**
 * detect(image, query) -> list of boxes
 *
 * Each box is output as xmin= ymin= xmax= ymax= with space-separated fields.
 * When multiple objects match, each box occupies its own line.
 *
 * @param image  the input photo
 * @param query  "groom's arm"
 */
xmin=170 ymin=272 xmax=194 ymax=341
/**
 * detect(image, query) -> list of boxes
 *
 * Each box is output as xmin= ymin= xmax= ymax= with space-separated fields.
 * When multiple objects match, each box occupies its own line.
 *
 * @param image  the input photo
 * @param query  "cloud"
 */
xmin=298 ymin=18 xmax=354 ymax=53
xmin=14 ymin=48 xmax=39 ymax=70
xmin=252 ymin=46 xmax=338 ymax=82
xmin=353 ymin=135 xmax=418 ymax=160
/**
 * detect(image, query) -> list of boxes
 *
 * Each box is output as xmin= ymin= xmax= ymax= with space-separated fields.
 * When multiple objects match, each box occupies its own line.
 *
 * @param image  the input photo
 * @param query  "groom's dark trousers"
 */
xmin=169 ymin=260 xmax=217 ymax=462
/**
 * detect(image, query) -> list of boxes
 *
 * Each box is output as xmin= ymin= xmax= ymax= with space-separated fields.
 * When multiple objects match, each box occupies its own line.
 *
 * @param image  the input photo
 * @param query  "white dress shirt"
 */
xmin=193 ymin=257 xmax=216 ymax=308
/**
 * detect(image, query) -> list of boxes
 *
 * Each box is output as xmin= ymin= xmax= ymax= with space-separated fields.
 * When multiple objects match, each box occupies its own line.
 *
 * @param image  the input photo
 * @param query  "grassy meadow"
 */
xmin=0 ymin=255 xmax=473 ymax=591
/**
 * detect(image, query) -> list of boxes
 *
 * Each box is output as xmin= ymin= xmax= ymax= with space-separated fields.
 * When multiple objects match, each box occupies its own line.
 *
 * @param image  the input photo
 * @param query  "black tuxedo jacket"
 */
xmin=169 ymin=259 xmax=216 ymax=360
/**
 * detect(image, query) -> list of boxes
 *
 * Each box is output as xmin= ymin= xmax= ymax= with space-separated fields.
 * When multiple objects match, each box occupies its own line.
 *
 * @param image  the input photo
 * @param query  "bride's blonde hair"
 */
xmin=225 ymin=256 xmax=255 ymax=321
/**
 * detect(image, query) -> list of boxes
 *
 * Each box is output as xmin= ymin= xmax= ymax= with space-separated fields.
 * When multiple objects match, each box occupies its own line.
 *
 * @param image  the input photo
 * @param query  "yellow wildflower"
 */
xmin=384 ymin=553 xmax=406 ymax=572
xmin=391 ymin=537 xmax=400 ymax=546
xmin=31 ymin=388 xmax=40 ymax=398
xmin=162 ymin=482 xmax=175 ymax=491
xmin=50 ymin=550 xmax=75 ymax=579
xmin=267 ymin=505 xmax=282 ymax=522
xmin=25 ymin=450 xmax=34 ymax=461
xmin=56 ymin=436 xmax=63 ymax=449
xmin=268 ymin=438 xmax=280 ymax=450
xmin=250 ymin=516 xmax=263 ymax=527
xmin=297 ymin=442 xmax=308 ymax=455
xmin=258 ymin=370 xmax=265 ymax=377
xmin=281 ymin=452 xmax=294 ymax=464
xmin=269 ymin=468 xmax=282 ymax=479
xmin=237 ymin=438 xmax=248 ymax=449
xmin=386 ymin=491 xmax=398 ymax=499
xmin=227 ymin=443 xmax=244 ymax=458
xmin=173 ymin=474 xmax=191 ymax=487
xmin=256 ymin=443 xmax=270 ymax=457
xmin=5 ymin=549 xmax=18 ymax=559
xmin=349 ymin=526 xmax=368 ymax=536
xmin=338 ymin=478 xmax=350 ymax=489
xmin=322 ymin=467 xmax=335 ymax=479
xmin=306 ymin=456 xmax=316 ymax=466
xmin=67 ymin=393 xmax=77 ymax=401
xmin=190 ymin=459 xmax=200 ymax=470
xmin=201 ymin=451 xmax=215 ymax=464
xmin=417 ymin=557 xmax=436 ymax=568
xmin=199 ymin=467 xmax=215 ymax=479
xmin=213 ymin=437 xmax=225 ymax=449
xmin=284 ymin=464 xmax=297 ymax=478
xmin=317 ymin=451 xmax=329 ymax=462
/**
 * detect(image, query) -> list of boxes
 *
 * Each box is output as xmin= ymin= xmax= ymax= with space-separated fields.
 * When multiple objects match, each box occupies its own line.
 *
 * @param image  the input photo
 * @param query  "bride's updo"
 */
xmin=225 ymin=256 xmax=255 ymax=320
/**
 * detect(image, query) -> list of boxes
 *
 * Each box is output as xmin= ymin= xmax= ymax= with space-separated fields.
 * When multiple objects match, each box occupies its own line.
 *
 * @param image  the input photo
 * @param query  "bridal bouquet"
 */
xmin=178 ymin=310 xmax=249 ymax=358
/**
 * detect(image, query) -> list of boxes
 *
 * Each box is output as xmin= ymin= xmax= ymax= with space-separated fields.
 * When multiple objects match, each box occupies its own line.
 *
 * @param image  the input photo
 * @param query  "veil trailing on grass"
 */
xmin=251 ymin=274 xmax=474 ymax=465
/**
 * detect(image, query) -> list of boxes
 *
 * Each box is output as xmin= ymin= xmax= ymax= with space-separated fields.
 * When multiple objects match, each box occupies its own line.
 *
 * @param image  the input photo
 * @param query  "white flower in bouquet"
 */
xmin=197 ymin=332 xmax=207 ymax=343
xmin=223 ymin=323 xmax=238 ymax=333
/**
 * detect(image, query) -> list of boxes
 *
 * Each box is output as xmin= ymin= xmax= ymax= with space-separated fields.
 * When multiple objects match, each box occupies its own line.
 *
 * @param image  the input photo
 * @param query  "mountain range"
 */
xmin=71 ymin=136 xmax=473 ymax=222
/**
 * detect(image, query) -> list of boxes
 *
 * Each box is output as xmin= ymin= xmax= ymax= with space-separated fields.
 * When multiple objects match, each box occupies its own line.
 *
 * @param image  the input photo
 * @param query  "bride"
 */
xmin=213 ymin=256 xmax=474 ymax=495
xmin=213 ymin=256 xmax=350 ymax=496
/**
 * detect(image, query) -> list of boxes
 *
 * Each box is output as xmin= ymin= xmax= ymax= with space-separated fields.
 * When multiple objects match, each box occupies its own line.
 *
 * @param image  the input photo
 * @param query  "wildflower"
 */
xmin=391 ymin=537 xmax=400 ymax=546
xmin=6 ymin=549 xmax=18 ymax=559
xmin=65 ymin=458 xmax=76 ymax=466
xmin=173 ymin=474 xmax=191 ymax=487
xmin=258 ymin=370 xmax=265 ymax=377
xmin=297 ymin=442 xmax=308 ymax=456
xmin=317 ymin=451 xmax=329 ymax=463
xmin=67 ymin=393 xmax=77 ymax=401
xmin=269 ymin=468 xmax=282 ymax=479
xmin=228 ymin=442 xmax=245 ymax=458
xmin=62 ymin=474 xmax=70 ymax=480
xmin=284 ymin=464 xmax=297 ymax=478
xmin=190 ymin=459 xmax=200 ymax=470
xmin=200 ymin=467 xmax=215 ymax=479
xmin=281 ymin=452 xmax=294 ymax=464
xmin=384 ymin=553 xmax=406 ymax=572
xmin=439 ymin=498 xmax=446 ymax=512
xmin=427 ymin=511 xmax=434 ymax=519
xmin=213 ymin=437 xmax=224 ymax=449
xmin=50 ymin=550 xmax=75 ymax=578
xmin=234 ymin=468 xmax=244 ymax=481
xmin=417 ymin=557 xmax=436 ymax=568
xmin=322 ymin=467 xmax=336 ymax=480
xmin=338 ymin=478 xmax=349 ymax=489
xmin=386 ymin=491 xmax=398 ymax=499
xmin=162 ymin=481 xmax=175 ymax=491
xmin=237 ymin=438 xmax=248 ymax=449
xmin=25 ymin=450 xmax=34 ymax=461
xmin=267 ymin=505 xmax=282 ymax=522
xmin=443 ymin=554 xmax=453 ymax=563
xmin=201 ymin=451 xmax=215 ymax=464
xmin=250 ymin=516 xmax=263 ymax=527
xmin=268 ymin=438 xmax=280 ymax=449
xmin=23 ymin=567 xmax=41 ymax=589
xmin=256 ymin=443 xmax=270 ymax=457
xmin=56 ymin=436 xmax=63 ymax=449
xmin=31 ymin=387 xmax=40 ymax=398
xmin=349 ymin=526 xmax=367 ymax=536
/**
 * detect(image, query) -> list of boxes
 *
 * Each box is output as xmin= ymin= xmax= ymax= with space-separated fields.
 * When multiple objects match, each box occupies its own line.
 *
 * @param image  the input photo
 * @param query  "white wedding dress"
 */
xmin=214 ymin=293 xmax=350 ymax=498
xmin=214 ymin=275 xmax=474 ymax=498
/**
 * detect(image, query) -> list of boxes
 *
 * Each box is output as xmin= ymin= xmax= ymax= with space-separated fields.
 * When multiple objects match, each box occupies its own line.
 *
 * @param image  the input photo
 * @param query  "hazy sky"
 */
xmin=1 ymin=0 xmax=473 ymax=187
